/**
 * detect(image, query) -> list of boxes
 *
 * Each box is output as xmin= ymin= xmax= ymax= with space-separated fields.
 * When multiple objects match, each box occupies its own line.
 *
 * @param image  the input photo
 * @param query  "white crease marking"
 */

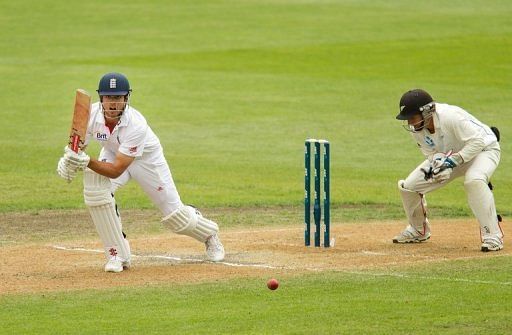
xmin=361 ymin=250 xmax=388 ymax=256
xmin=52 ymin=245 xmax=512 ymax=285
xmin=52 ymin=245 xmax=278 ymax=269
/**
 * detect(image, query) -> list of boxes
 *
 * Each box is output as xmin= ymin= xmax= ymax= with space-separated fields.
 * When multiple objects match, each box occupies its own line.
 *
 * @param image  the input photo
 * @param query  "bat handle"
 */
xmin=70 ymin=135 xmax=80 ymax=153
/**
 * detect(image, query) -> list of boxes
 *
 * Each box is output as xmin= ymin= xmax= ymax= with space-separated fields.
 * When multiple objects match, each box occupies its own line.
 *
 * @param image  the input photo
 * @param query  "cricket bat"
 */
xmin=69 ymin=89 xmax=91 ymax=153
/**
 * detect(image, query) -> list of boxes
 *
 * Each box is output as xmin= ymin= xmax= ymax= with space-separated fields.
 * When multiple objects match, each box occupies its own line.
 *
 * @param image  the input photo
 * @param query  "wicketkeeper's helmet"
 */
xmin=97 ymin=72 xmax=131 ymax=96
xmin=396 ymin=89 xmax=434 ymax=120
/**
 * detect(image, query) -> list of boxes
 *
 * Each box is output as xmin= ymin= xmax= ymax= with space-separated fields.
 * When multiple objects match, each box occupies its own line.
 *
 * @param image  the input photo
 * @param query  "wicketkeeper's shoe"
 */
xmin=481 ymin=238 xmax=503 ymax=252
xmin=392 ymin=225 xmax=431 ymax=243
xmin=104 ymin=257 xmax=129 ymax=273
xmin=205 ymin=233 xmax=225 ymax=262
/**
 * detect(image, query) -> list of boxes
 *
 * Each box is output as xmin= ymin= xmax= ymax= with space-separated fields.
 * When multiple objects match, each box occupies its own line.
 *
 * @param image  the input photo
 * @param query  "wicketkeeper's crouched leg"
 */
xmin=162 ymin=205 xmax=225 ymax=261
xmin=465 ymin=178 xmax=504 ymax=251
xmin=463 ymin=149 xmax=503 ymax=251
xmin=393 ymin=160 xmax=454 ymax=244
xmin=83 ymin=168 xmax=131 ymax=272
xmin=393 ymin=180 xmax=431 ymax=243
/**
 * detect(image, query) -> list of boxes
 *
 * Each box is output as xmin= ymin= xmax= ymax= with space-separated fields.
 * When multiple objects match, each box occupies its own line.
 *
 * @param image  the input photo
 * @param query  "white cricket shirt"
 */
xmin=412 ymin=103 xmax=499 ymax=163
xmin=84 ymin=102 xmax=162 ymax=159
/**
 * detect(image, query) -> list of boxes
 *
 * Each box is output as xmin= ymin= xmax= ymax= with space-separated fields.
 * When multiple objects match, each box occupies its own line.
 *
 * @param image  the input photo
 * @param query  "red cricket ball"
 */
xmin=267 ymin=278 xmax=279 ymax=290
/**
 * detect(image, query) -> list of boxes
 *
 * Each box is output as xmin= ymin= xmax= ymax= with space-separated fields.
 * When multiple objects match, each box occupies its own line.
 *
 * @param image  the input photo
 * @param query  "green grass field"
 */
xmin=1 ymin=0 xmax=511 ymax=333
xmin=2 ymin=260 xmax=512 ymax=335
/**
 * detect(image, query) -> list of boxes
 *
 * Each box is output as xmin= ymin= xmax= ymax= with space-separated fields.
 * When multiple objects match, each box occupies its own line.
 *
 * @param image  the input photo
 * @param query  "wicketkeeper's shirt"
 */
xmin=411 ymin=103 xmax=499 ymax=163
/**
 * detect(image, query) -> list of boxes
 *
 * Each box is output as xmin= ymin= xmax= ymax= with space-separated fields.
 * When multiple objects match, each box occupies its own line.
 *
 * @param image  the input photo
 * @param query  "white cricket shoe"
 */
xmin=105 ymin=257 xmax=123 ymax=272
xmin=481 ymin=238 xmax=503 ymax=252
xmin=104 ymin=257 xmax=130 ymax=273
xmin=392 ymin=225 xmax=431 ymax=243
xmin=205 ymin=234 xmax=225 ymax=262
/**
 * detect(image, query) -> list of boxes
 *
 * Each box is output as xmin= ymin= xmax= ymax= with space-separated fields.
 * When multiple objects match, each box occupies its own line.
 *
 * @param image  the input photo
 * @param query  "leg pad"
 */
xmin=84 ymin=168 xmax=131 ymax=262
xmin=162 ymin=205 xmax=218 ymax=243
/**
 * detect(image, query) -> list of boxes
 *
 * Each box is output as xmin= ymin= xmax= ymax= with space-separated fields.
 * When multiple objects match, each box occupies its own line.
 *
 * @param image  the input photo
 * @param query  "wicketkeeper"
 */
xmin=57 ymin=72 xmax=225 ymax=272
xmin=394 ymin=88 xmax=503 ymax=252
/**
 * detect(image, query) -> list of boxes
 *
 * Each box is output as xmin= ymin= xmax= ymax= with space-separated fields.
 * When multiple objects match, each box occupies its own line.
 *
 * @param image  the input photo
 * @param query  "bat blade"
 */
xmin=69 ymin=89 xmax=91 ymax=153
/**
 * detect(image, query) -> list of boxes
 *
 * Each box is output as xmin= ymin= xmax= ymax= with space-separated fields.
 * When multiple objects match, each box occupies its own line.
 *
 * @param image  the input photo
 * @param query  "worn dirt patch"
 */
xmin=0 ymin=210 xmax=509 ymax=295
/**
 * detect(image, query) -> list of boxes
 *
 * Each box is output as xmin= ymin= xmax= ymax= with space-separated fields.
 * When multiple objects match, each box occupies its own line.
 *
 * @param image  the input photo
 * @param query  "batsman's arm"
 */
xmin=87 ymin=152 xmax=135 ymax=179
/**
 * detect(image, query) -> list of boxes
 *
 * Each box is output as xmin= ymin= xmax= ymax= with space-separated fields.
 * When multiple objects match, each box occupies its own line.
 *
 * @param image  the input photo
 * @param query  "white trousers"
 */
xmin=400 ymin=148 xmax=502 ymax=241
xmin=100 ymin=148 xmax=182 ymax=217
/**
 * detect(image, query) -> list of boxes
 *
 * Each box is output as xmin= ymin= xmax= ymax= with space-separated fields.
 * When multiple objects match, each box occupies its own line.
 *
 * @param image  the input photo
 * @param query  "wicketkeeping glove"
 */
xmin=421 ymin=151 xmax=461 ymax=183
xmin=431 ymin=165 xmax=453 ymax=183
xmin=432 ymin=151 xmax=458 ymax=169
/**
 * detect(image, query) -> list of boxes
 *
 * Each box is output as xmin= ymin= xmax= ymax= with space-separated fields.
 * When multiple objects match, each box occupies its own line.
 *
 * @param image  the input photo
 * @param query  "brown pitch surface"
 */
xmin=0 ymin=210 xmax=509 ymax=295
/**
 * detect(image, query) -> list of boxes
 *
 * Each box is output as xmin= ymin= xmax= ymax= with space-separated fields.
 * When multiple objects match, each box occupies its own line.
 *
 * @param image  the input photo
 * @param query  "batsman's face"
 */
xmin=101 ymin=95 xmax=127 ymax=119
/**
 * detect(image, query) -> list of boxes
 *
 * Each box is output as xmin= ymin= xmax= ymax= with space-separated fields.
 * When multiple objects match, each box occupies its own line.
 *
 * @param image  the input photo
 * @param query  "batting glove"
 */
xmin=57 ymin=156 xmax=77 ymax=182
xmin=63 ymin=146 xmax=90 ymax=170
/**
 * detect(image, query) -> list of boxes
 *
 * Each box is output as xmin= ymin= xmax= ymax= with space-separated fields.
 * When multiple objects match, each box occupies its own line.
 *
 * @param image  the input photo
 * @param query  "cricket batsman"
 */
xmin=393 ymin=88 xmax=503 ymax=252
xmin=57 ymin=72 xmax=225 ymax=272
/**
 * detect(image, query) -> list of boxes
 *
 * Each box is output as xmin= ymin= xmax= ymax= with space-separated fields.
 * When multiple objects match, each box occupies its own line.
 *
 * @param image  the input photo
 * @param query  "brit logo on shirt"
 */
xmin=424 ymin=136 xmax=435 ymax=147
xmin=96 ymin=132 xmax=108 ymax=141
xmin=129 ymin=146 xmax=137 ymax=154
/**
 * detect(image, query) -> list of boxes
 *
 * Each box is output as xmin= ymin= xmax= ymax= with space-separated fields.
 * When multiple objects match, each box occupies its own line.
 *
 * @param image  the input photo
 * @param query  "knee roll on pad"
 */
xmin=162 ymin=205 xmax=219 ymax=243
xmin=83 ymin=168 xmax=130 ymax=261
xmin=83 ymin=168 xmax=114 ymax=206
